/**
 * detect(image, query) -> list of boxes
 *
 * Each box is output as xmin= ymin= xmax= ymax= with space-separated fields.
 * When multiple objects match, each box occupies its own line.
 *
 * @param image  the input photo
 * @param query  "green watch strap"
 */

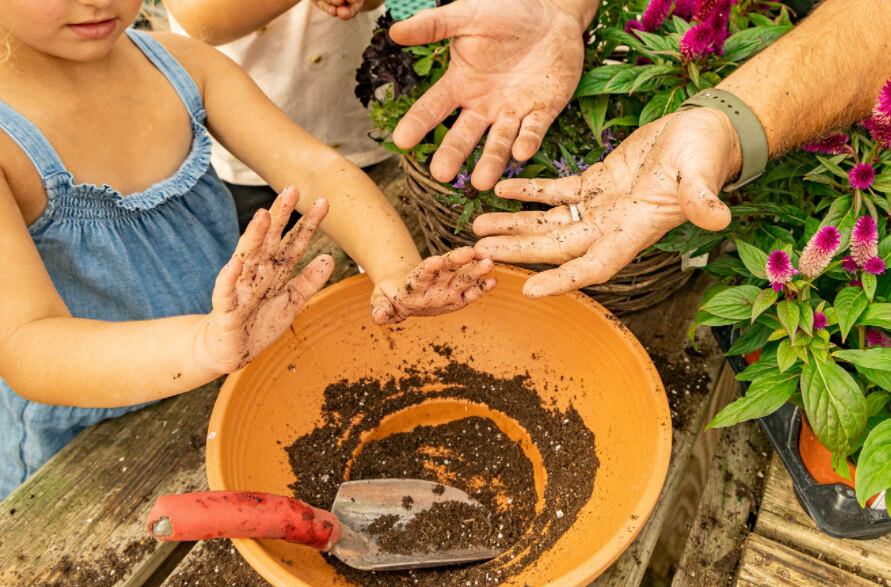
xmin=678 ymin=89 xmax=768 ymax=192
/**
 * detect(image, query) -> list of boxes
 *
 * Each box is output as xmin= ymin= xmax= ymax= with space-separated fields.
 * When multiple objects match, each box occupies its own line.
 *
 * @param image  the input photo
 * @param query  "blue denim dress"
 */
xmin=0 ymin=30 xmax=239 ymax=498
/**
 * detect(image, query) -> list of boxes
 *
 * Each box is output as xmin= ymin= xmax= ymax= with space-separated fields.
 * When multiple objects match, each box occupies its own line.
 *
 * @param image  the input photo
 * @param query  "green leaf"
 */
xmin=433 ymin=124 xmax=448 ymax=146
xmin=855 ymin=420 xmax=891 ymax=506
xmin=767 ymin=328 xmax=787 ymax=342
xmin=859 ymin=366 xmax=891 ymax=392
xmin=639 ymin=86 xmax=686 ymax=126
xmin=815 ymin=155 xmax=849 ymax=179
xmin=575 ymin=64 xmax=632 ymax=97
xmin=727 ymin=323 xmax=772 ymax=356
xmin=799 ymin=302 xmax=814 ymax=337
xmin=579 ymin=95 xmax=609 ymax=143
xmin=413 ymin=55 xmax=433 ymax=76
xmin=707 ymin=369 xmax=799 ymax=429
xmin=832 ymin=451 xmax=853 ymax=481
xmin=700 ymin=285 xmax=762 ymax=320
xmin=800 ymin=354 xmax=868 ymax=453
xmin=834 ymin=287 xmax=868 ymax=342
xmin=776 ymin=339 xmax=798 ymax=372
xmin=735 ymin=240 xmax=768 ymax=278
xmin=382 ymin=141 xmax=408 ymax=155
xmin=866 ymin=392 xmax=891 ymax=417
xmin=863 ymin=272 xmax=877 ymax=301
xmin=834 ymin=348 xmax=891 ymax=370
xmin=751 ymin=288 xmax=778 ymax=323
xmin=777 ymin=300 xmax=801 ymax=343
xmin=736 ymin=359 xmax=778 ymax=382
xmin=629 ymin=64 xmax=677 ymax=93
xmin=860 ymin=303 xmax=891 ymax=330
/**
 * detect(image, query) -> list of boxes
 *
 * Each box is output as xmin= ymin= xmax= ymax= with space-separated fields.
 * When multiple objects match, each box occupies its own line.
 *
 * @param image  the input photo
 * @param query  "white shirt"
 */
xmin=170 ymin=3 xmax=389 ymax=186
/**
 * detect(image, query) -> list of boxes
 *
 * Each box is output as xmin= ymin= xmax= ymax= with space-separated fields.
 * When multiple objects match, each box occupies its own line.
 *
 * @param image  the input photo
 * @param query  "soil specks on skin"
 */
xmin=284 ymin=355 xmax=598 ymax=586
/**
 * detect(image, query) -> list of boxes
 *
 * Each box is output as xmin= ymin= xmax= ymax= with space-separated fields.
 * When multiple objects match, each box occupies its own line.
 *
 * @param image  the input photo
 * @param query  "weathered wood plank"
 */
xmin=736 ymin=533 xmax=877 ymax=586
xmin=671 ymin=415 xmax=772 ymax=587
xmin=754 ymin=454 xmax=891 ymax=584
xmin=0 ymin=380 xmax=221 ymax=587
xmin=649 ymin=363 xmax=749 ymax=579
xmin=591 ymin=274 xmax=728 ymax=586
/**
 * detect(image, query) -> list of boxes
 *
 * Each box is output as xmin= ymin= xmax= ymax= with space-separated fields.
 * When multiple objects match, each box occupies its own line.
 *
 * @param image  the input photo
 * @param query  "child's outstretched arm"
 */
xmin=164 ymin=34 xmax=495 ymax=325
xmin=0 ymin=185 xmax=332 ymax=408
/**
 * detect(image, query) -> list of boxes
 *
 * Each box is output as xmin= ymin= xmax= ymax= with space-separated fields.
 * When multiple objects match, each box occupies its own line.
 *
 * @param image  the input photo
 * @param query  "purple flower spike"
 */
xmin=866 ymin=115 xmax=891 ymax=149
xmin=452 ymin=171 xmax=471 ymax=190
xmin=864 ymin=256 xmax=887 ymax=275
xmin=673 ymin=0 xmax=697 ymax=20
xmin=624 ymin=19 xmax=644 ymax=38
xmin=876 ymin=78 xmax=891 ymax=121
xmin=866 ymin=329 xmax=891 ymax=348
xmin=693 ymin=0 xmax=723 ymax=21
xmin=841 ymin=255 xmax=859 ymax=273
xmin=642 ymin=0 xmax=673 ymax=32
xmin=849 ymin=163 xmax=876 ymax=190
xmin=801 ymin=133 xmax=850 ymax=155
xmin=851 ymin=216 xmax=879 ymax=266
xmin=799 ymin=226 xmax=841 ymax=277
xmin=813 ymin=311 xmax=828 ymax=331
xmin=766 ymin=250 xmax=799 ymax=292
xmin=680 ymin=22 xmax=714 ymax=60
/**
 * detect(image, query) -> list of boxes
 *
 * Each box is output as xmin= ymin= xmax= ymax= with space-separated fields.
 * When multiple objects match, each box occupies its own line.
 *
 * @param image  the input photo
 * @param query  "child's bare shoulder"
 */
xmin=143 ymin=32 xmax=230 ymax=92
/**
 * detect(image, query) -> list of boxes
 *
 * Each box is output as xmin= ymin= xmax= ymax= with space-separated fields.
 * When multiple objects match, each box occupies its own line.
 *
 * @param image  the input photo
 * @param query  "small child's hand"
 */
xmin=311 ymin=0 xmax=363 ymax=20
xmin=197 ymin=187 xmax=334 ymax=373
xmin=370 ymin=247 xmax=497 ymax=325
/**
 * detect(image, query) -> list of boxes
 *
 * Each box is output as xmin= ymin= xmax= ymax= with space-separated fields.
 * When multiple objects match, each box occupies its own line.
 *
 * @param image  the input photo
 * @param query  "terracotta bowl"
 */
xmin=206 ymin=265 xmax=670 ymax=586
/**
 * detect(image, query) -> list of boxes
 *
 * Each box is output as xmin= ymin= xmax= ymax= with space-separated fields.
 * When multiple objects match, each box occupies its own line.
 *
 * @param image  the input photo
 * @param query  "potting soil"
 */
xmin=285 ymin=350 xmax=599 ymax=586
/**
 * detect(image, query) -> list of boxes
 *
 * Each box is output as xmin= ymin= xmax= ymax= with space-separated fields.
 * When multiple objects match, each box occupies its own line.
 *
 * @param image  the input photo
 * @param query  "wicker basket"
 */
xmin=401 ymin=155 xmax=693 ymax=314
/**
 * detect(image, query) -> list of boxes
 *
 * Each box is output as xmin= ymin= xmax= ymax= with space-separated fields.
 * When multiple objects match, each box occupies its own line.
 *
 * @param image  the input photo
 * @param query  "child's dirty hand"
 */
xmin=311 ymin=0 xmax=363 ymax=20
xmin=369 ymin=247 xmax=496 ymax=324
xmin=197 ymin=187 xmax=334 ymax=373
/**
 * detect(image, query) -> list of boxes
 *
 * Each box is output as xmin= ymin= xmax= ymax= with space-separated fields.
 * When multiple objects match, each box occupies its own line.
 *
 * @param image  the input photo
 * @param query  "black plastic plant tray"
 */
xmin=712 ymin=326 xmax=891 ymax=540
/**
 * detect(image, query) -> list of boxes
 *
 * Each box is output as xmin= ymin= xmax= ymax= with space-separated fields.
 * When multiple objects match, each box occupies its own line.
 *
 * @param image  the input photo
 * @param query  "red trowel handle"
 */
xmin=147 ymin=491 xmax=341 ymax=551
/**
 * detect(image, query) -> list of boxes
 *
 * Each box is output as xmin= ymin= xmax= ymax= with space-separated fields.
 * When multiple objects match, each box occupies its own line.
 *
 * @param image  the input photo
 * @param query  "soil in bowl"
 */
xmin=284 ymin=347 xmax=599 ymax=586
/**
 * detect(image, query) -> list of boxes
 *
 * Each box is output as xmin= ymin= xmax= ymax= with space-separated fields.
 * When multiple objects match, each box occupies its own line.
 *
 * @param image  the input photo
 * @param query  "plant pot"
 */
xmin=206 ymin=265 xmax=673 ymax=585
xmin=713 ymin=325 xmax=891 ymax=539
xmin=400 ymin=155 xmax=694 ymax=315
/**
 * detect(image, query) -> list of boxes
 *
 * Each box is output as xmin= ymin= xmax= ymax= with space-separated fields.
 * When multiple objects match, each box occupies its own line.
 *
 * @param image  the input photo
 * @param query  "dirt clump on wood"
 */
xmin=45 ymin=539 xmax=156 ymax=587
xmin=648 ymin=347 xmax=711 ymax=429
xmin=285 ymin=352 xmax=599 ymax=586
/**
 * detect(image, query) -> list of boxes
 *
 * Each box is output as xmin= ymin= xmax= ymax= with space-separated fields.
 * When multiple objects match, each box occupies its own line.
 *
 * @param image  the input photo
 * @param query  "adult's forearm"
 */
xmin=0 ymin=315 xmax=221 ymax=408
xmin=163 ymin=0 xmax=299 ymax=45
xmin=719 ymin=0 xmax=891 ymax=157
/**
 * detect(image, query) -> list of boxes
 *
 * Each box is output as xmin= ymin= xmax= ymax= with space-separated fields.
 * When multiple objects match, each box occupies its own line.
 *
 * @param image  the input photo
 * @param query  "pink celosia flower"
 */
xmin=875 ymin=78 xmax=891 ymax=121
xmin=801 ymin=133 xmax=850 ymax=155
xmin=693 ymin=0 xmax=723 ymax=21
xmin=766 ymin=250 xmax=799 ymax=292
xmin=851 ymin=216 xmax=879 ymax=266
xmin=849 ymin=163 xmax=876 ymax=190
xmin=680 ymin=0 xmax=731 ymax=59
xmin=866 ymin=329 xmax=891 ymax=348
xmin=799 ymin=226 xmax=841 ymax=277
xmin=813 ymin=311 xmax=827 ymax=331
xmin=864 ymin=256 xmax=887 ymax=275
xmin=841 ymin=255 xmax=859 ymax=272
xmin=625 ymin=19 xmax=644 ymax=37
xmin=642 ymin=0 xmax=673 ymax=31
xmin=866 ymin=115 xmax=891 ymax=149
xmin=673 ymin=0 xmax=697 ymax=20
xmin=680 ymin=22 xmax=714 ymax=60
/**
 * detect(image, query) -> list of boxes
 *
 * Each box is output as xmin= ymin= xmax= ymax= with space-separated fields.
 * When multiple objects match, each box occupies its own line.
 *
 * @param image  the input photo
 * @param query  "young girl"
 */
xmin=0 ymin=0 xmax=495 ymax=499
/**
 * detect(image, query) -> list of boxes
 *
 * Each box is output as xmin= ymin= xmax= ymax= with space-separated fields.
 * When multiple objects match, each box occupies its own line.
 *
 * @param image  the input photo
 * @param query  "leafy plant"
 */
xmin=357 ymin=0 xmax=793 ymax=231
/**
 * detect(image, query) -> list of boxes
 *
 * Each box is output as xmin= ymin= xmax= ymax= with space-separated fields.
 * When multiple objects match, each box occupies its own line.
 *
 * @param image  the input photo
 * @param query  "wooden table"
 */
xmin=0 ymin=157 xmax=744 ymax=586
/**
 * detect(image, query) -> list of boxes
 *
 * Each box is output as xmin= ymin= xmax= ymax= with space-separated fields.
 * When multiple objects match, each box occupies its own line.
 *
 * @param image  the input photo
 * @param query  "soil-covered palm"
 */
xmin=473 ymin=108 xmax=740 ymax=298
xmin=390 ymin=0 xmax=586 ymax=190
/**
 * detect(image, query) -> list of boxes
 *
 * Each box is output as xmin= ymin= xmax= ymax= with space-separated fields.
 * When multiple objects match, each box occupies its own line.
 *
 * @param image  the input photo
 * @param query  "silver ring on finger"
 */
xmin=569 ymin=203 xmax=581 ymax=222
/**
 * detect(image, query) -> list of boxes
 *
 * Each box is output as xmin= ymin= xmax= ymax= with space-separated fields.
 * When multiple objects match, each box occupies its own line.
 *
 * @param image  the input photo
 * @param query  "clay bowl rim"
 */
xmin=206 ymin=264 xmax=672 ymax=586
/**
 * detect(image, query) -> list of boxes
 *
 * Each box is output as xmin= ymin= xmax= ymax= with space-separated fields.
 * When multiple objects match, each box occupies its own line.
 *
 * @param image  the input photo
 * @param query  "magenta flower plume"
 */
xmin=866 ymin=329 xmax=891 ymax=348
xmin=849 ymin=163 xmax=876 ymax=190
xmin=801 ymin=133 xmax=850 ymax=155
xmin=841 ymin=255 xmax=859 ymax=273
xmin=813 ymin=311 xmax=827 ymax=331
xmin=864 ymin=256 xmax=887 ymax=275
xmin=766 ymin=250 xmax=799 ymax=292
xmin=642 ymin=0 xmax=673 ymax=31
xmin=624 ymin=19 xmax=644 ymax=37
xmin=680 ymin=0 xmax=731 ymax=59
xmin=799 ymin=226 xmax=841 ymax=277
xmin=680 ymin=22 xmax=714 ymax=60
xmin=875 ymin=78 xmax=891 ymax=121
xmin=693 ymin=0 xmax=723 ymax=21
xmin=851 ymin=216 xmax=879 ymax=266
xmin=673 ymin=0 xmax=697 ymax=20
xmin=868 ymin=116 xmax=891 ymax=149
